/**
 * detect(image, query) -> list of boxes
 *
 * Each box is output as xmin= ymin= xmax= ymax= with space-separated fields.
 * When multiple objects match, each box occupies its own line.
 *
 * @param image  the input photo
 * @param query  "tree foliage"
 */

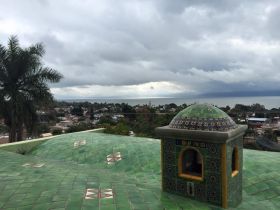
xmin=0 ymin=36 xmax=63 ymax=142
xmin=66 ymin=122 xmax=93 ymax=133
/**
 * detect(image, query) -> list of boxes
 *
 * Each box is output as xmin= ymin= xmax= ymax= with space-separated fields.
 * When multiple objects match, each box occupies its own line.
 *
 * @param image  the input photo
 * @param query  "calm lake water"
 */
xmin=68 ymin=96 xmax=280 ymax=109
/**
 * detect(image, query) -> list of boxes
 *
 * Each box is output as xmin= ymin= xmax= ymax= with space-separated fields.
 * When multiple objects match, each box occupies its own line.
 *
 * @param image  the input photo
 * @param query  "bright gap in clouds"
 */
xmin=51 ymin=81 xmax=189 ymax=99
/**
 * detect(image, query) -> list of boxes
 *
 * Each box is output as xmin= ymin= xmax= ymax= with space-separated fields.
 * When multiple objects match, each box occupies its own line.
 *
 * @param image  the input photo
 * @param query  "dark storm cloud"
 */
xmin=0 ymin=0 xmax=280 ymax=98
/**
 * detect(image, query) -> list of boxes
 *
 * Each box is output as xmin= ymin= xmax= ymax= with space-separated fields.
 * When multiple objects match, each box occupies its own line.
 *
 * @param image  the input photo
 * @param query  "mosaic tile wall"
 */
xmin=161 ymin=138 xmax=223 ymax=206
xmin=226 ymin=136 xmax=243 ymax=207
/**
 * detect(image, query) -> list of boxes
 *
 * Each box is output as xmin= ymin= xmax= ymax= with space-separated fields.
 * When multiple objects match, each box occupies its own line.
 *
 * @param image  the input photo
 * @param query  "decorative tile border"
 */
xmin=79 ymin=140 xmax=86 ymax=146
xmin=85 ymin=188 xmax=99 ymax=199
xmin=74 ymin=140 xmax=87 ymax=148
xmin=106 ymin=152 xmax=122 ymax=165
xmin=22 ymin=163 xmax=32 ymax=167
xmin=101 ymin=189 xmax=113 ymax=199
xmin=85 ymin=188 xmax=113 ymax=199
xmin=22 ymin=163 xmax=45 ymax=168
xmin=33 ymin=163 xmax=45 ymax=168
xmin=169 ymin=117 xmax=237 ymax=131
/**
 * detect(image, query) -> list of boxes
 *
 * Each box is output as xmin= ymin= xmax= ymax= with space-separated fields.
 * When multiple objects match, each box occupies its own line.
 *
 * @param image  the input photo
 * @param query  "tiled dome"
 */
xmin=169 ymin=103 xmax=237 ymax=131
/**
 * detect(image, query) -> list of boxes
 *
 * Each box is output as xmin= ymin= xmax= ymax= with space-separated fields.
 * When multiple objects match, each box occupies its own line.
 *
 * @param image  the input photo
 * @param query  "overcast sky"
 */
xmin=1 ymin=0 xmax=280 ymax=99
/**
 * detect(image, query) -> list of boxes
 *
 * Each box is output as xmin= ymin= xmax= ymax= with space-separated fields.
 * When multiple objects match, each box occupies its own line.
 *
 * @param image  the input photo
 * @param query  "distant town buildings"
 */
xmin=247 ymin=117 xmax=268 ymax=128
xmin=1 ymin=102 xmax=280 ymax=151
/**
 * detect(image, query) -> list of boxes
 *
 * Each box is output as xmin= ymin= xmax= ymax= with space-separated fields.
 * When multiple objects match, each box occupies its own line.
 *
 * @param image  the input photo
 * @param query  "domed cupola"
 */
xmin=169 ymin=103 xmax=237 ymax=131
xmin=156 ymin=103 xmax=247 ymax=208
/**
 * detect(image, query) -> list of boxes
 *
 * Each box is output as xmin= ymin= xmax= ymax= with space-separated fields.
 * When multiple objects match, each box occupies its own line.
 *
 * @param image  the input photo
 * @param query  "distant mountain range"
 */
xmin=173 ymin=90 xmax=280 ymax=98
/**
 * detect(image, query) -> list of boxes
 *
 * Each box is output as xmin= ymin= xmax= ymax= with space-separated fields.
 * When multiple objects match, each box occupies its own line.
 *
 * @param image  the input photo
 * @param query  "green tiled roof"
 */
xmin=0 ymin=131 xmax=279 ymax=210
xmin=174 ymin=104 xmax=229 ymax=119
xmin=169 ymin=104 xmax=237 ymax=131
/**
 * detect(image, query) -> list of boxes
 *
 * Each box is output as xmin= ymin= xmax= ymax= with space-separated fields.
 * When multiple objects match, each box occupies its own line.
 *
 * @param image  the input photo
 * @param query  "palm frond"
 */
xmin=37 ymin=67 xmax=63 ymax=83
xmin=28 ymin=43 xmax=45 ymax=57
xmin=0 ymin=35 xmax=63 ymax=141
xmin=8 ymin=35 xmax=20 ymax=55
xmin=0 ymin=44 xmax=8 ymax=83
xmin=0 ymin=44 xmax=7 ymax=58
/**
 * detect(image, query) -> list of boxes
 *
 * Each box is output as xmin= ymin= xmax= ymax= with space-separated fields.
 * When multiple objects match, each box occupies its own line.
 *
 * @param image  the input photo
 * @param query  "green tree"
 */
xmin=71 ymin=106 xmax=84 ymax=116
xmin=66 ymin=122 xmax=93 ymax=133
xmin=52 ymin=128 xmax=63 ymax=136
xmin=0 ymin=36 xmax=63 ymax=142
xmin=121 ymin=103 xmax=136 ymax=121
xmin=104 ymin=121 xmax=129 ymax=136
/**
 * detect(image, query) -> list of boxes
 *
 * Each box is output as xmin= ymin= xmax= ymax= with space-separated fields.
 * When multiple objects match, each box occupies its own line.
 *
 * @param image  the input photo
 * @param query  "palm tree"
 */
xmin=0 ymin=36 xmax=63 ymax=142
